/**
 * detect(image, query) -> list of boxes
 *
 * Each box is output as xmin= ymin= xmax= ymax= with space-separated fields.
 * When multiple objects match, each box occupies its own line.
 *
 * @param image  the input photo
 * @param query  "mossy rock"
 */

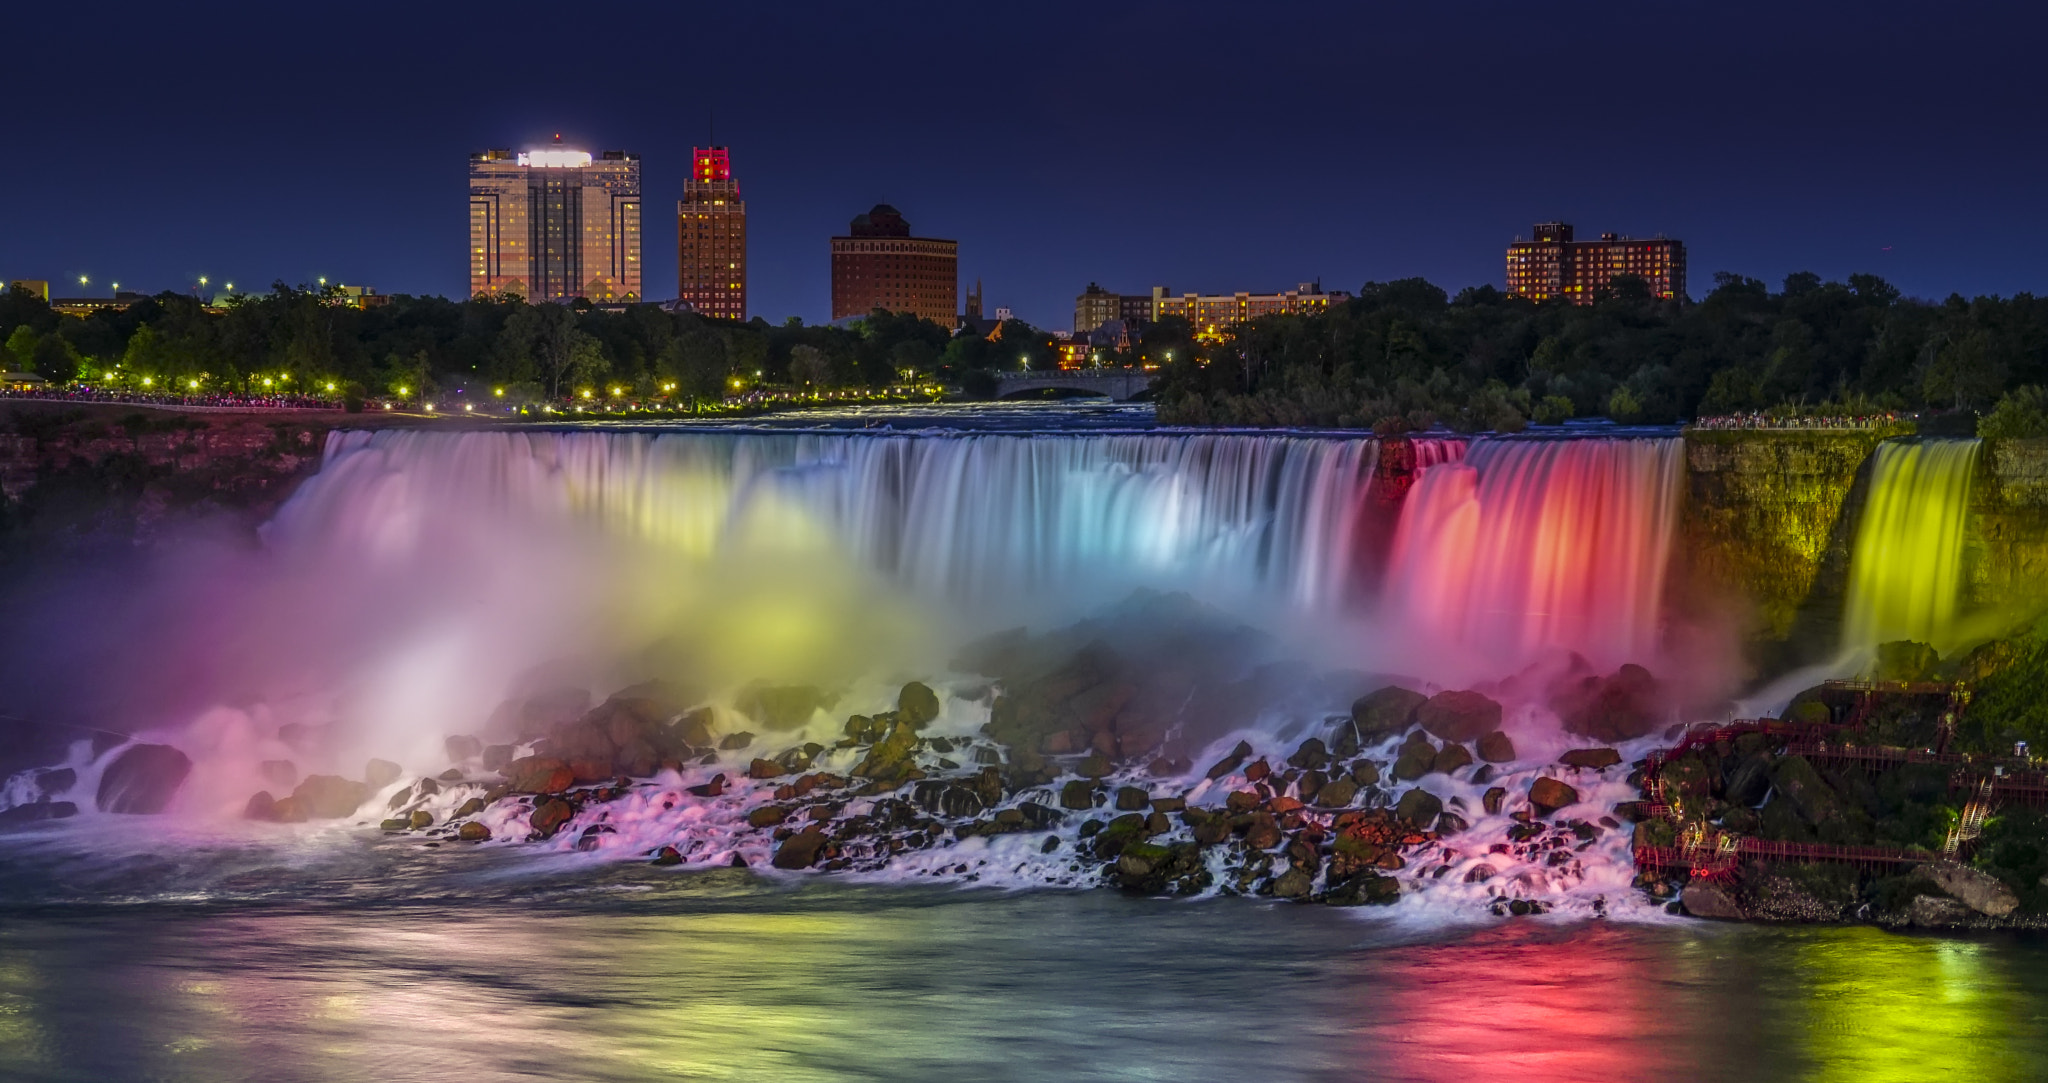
xmin=1351 ymin=686 xmax=1426 ymax=741
xmin=1872 ymin=641 xmax=1939 ymax=683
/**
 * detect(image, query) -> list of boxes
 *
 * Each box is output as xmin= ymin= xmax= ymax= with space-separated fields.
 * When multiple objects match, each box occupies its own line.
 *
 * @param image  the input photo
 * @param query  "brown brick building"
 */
xmin=1506 ymin=222 xmax=1685 ymax=305
xmin=829 ymin=205 xmax=958 ymax=324
xmin=676 ymin=147 xmax=746 ymax=319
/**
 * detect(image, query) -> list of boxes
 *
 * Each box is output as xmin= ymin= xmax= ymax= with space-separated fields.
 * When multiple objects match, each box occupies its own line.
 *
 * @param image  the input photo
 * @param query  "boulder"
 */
xmin=260 ymin=760 xmax=297 ymax=789
xmin=1059 ymin=779 xmax=1100 ymax=811
xmin=506 ymin=756 xmax=575 ymax=794
xmin=1287 ymin=738 xmax=1331 ymax=771
xmin=378 ymin=817 xmax=408 ymax=831
xmin=1394 ymin=787 xmax=1443 ymax=827
xmin=1351 ymin=686 xmax=1427 ymax=740
xmin=1908 ymin=894 xmax=1975 ymax=928
xmin=1476 ymin=731 xmax=1516 ymax=763
xmin=1114 ymin=786 xmax=1151 ymax=811
xmin=1527 ymin=777 xmax=1579 ymax=818
xmin=649 ymin=844 xmax=681 ymax=865
xmin=482 ymin=744 xmax=516 ymax=772
xmin=1681 ymin=880 xmax=1744 ymax=920
xmin=1873 ymin=640 xmax=1939 ymax=684
xmin=458 ymin=821 xmax=492 ymax=842
xmin=1391 ymin=734 xmax=1436 ymax=781
xmin=773 ymin=828 xmax=829 ymax=869
xmin=897 ymin=681 xmax=942 ymax=728
xmin=35 ymin=768 xmax=77 ymax=797
xmin=1914 ymin=862 xmax=2019 ymax=918
xmin=445 ymin=735 xmax=484 ymax=762
xmin=95 ymin=744 xmax=193 ymax=814
xmin=1324 ymin=871 xmax=1400 ymax=906
xmin=1482 ymin=787 xmax=1506 ymax=815
xmin=0 ymin=801 xmax=78 ymax=828
xmin=748 ymin=758 xmax=787 ymax=780
xmin=293 ymin=775 xmax=370 ymax=819
xmin=1555 ymin=664 xmax=1664 ymax=742
xmin=365 ymin=759 xmax=403 ymax=791
xmin=1723 ymin=755 xmax=1772 ymax=807
xmin=736 ymin=684 xmax=834 ymax=732
xmin=1559 ymin=747 xmax=1622 ymax=770
xmin=1430 ymin=743 xmax=1473 ymax=775
xmin=455 ymin=797 xmax=487 ymax=818
xmin=1204 ymin=740 xmax=1254 ymax=780
xmin=1417 ymin=690 xmax=1502 ymax=743
xmin=408 ymin=810 xmax=434 ymax=829
xmin=1318 ymin=779 xmax=1359 ymax=807
xmin=530 ymin=797 xmax=575 ymax=839
xmin=1769 ymin=755 xmax=1843 ymax=825
xmin=1273 ymin=867 xmax=1313 ymax=898
xmin=244 ymin=791 xmax=280 ymax=821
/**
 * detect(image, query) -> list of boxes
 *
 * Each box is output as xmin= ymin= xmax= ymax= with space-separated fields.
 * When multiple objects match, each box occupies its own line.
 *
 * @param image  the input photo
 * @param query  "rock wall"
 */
xmin=1967 ymin=438 xmax=2048 ymax=620
xmin=1676 ymin=429 xmax=1899 ymax=651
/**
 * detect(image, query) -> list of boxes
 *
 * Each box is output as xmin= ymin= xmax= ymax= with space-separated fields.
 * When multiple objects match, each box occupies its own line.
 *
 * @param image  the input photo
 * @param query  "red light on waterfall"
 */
xmin=694 ymin=147 xmax=731 ymax=182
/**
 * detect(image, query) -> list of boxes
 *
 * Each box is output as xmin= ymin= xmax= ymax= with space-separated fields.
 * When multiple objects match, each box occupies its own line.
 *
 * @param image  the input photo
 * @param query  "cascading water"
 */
xmin=1841 ymin=438 xmax=1982 ymax=652
xmin=1381 ymin=437 xmax=1685 ymax=673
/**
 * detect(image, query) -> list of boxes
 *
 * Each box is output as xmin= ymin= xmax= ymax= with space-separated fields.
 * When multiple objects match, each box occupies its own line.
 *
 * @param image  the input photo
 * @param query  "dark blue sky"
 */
xmin=7 ymin=1 xmax=2046 ymax=328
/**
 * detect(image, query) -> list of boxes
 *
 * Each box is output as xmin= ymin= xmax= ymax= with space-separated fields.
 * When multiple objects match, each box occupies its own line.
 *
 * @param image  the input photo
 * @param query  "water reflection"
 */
xmin=1 ymin=888 xmax=2045 ymax=1082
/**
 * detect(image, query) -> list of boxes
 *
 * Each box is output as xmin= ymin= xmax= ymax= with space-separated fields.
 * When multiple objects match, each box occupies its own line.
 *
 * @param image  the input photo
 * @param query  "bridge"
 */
xmin=994 ymin=368 xmax=1156 ymax=402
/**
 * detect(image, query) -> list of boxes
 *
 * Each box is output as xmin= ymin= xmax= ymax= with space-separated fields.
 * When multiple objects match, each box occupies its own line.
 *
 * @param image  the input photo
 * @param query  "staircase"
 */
xmin=1943 ymin=777 xmax=1995 ymax=858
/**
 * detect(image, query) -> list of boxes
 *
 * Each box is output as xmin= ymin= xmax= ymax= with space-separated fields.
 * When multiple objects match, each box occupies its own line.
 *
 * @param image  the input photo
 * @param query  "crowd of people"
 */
xmin=0 ymin=386 xmax=342 ymax=411
xmin=1689 ymin=411 xmax=1907 ymax=430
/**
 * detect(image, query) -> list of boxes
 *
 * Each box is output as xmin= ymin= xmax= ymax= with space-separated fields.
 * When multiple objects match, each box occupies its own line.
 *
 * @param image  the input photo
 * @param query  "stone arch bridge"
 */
xmin=994 ymin=369 xmax=1156 ymax=402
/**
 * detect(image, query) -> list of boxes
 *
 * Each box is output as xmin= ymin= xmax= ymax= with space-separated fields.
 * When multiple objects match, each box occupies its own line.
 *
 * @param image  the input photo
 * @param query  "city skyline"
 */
xmin=5 ymin=3 xmax=2047 ymax=329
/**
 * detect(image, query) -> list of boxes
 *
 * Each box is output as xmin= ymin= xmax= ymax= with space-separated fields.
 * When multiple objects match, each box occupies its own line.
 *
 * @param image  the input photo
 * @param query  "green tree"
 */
xmin=4 ymin=326 xmax=38 ymax=371
xmin=31 ymin=334 xmax=80 ymax=381
xmin=1980 ymin=386 xmax=2048 ymax=440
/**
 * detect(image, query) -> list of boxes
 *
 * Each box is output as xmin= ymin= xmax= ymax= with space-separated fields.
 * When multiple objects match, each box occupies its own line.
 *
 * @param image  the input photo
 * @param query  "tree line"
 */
xmin=1153 ymin=273 xmax=2048 ymax=433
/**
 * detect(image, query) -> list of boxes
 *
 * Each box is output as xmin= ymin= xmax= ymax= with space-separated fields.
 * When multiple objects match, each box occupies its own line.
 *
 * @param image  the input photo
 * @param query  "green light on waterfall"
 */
xmin=1842 ymin=439 xmax=1980 ymax=651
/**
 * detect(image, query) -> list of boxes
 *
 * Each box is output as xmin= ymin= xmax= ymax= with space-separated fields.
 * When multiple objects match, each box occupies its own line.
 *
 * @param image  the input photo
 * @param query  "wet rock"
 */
xmin=1205 ymin=740 xmax=1254 ymax=779
xmin=1394 ymin=788 xmax=1442 ymax=827
xmin=1723 ymin=756 xmax=1772 ymax=807
xmin=379 ymin=818 xmax=410 ymax=832
xmin=1463 ymin=864 xmax=1496 ymax=883
xmin=575 ymin=824 xmax=616 ymax=852
xmin=1114 ymin=786 xmax=1151 ymax=811
xmin=288 ymin=775 xmax=369 ymax=819
xmin=33 ymin=768 xmax=76 ymax=798
xmin=748 ymin=758 xmax=787 ymax=780
xmin=1434 ymin=812 xmax=1469 ymax=834
xmin=455 ymin=797 xmax=486 ymax=818
xmin=1528 ymin=777 xmax=1580 ymax=818
xmin=1076 ymin=755 xmax=1113 ymax=779
xmin=1914 ymin=862 xmax=2019 ymax=917
xmin=851 ymin=718 xmax=921 ymax=782
xmin=95 ymin=744 xmax=193 ymax=814
xmin=1244 ymin=759 xmax=1272 ymax=783
xmin=1469 ymin=765 xmax=1494 ymax=785
xmin=1149 ymin=796 xmax=1186 ymax=813
xmin=1041 ymin=835 xmax=1061 ymax=853
xmin=0 ymin=801 xmax=77 ymax=829
xmin=1318 ymin=779 xmax=1359 ymax=807
xmin=1559 ymin=747 xmax=1622 ymax=770
xmin=409 ymin=810 xmax=434 ymax=829
xmin=437 ymin=769 xmax=464 ymax=782
xmin=747 ymin=805 xmax=790 ymax=828
xmin=1908 ymin=894 xmax=1974 ymax=928
xmin=1288 ymin=738 xmax=1331 ymax=771
xmin=687 ymin=773 xmax=728 ymax=798
xmin=719 ymin=732 xmax=755 ymax=751
xmin=1416 ymin=690 xmax=1502 ymax=743
xmin=736 ymin=685 xmax=833 ymax=732
xmin=649 ymin=843 xmax=680 ymax=864
xmin=1059 ymin=779 xmax=1099 ymax=811
xmin=1273 ymin=867 xmax=1313 ymax=898
xmin=1611 ymin=800 xmax=1652 ymax=822
xmin=1430 ymin=743 xmax=1473 ymax=775
xmin=270 ymin=796 xmax=308 ymax=822
xmin=1324 ymin=871 xmax=1400 ymax=906
xmin=897 ymin=681 xmax=941 ymax=728
xmin=260 ymin=760 xmax=297 ymax=789
xmin=445 ymin=735 xmax=484 ymax=762
xmin=365 ymin=759 xmax=403 ymax=791
xmin=1226 ymin=790 xmax=1262 ymax=813
xmin=1680 ymin=880 xmax=1744 ymax=920
xmin=530 ymin=797 xmax=575 ymax=839
xmin=1476 ymin=731 xmax=1516 ymax=763
xmin=1244 ymin=812 xmax=1283 ymax=850
xmin=1349 ymin=761 xmax=1380 ymax=786
xmin=1351 ymin=686 xmax=1427 ymax=740
xmin=774 ymin=827 xmax=829 ymax=869
xmin=1555 ymin=663 xmax=1664 ymax=742
xmin=1297 ymin=770 xmax=1324 ymax=803
xmin=1391 ymin=734 xmax=1436 ymax=781
xmin=245 ymin=791 xmax=281 ymax=821
xmin=506 ymin=756 xmax=575 ymax=794
xmin=482 ymin=744 xmax=515 ymax=772
xmin=1873 ymin=640 xmax=1939 ymax=683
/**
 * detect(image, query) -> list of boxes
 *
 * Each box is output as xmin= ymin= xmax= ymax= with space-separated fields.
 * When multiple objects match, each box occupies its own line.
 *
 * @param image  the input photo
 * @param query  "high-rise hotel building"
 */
xmin=829 ymin=204 xmax=958 ymax=324
xmin=676 ymin=147 xmax=746 ymax=319
xmin=469 ymin=141 xmax=642 ymax=303
xmin=1505 ymin=222 xmax=1685 ymax=305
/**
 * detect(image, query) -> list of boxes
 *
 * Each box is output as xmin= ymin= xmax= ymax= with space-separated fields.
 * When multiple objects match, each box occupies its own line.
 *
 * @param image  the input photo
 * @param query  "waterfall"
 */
xmin=279 ymin=430 xmax=1415 ymax=616
xmin=1381 ymin=437 xmax=1685 ymax=671
xmin=276 ymin=429 xmax=1686 ymax=676
xmin=1841 ymin=438 xmax=1981 ymax=651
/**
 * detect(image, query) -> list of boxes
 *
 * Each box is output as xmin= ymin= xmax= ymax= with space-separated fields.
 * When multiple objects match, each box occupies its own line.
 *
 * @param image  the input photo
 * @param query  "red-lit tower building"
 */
xmin=676 ymin=147 xmax=746 ymax=318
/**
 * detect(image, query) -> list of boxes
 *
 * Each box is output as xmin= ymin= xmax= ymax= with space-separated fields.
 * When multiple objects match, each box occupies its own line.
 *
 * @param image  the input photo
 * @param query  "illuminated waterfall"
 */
xmin=1842 ymin=438 xmax=1981 ymax=651
xmin=1381 ymin=438 xmax=1685 ymax=670
xmin=287 ymin=430 xmax=1416 ymax=614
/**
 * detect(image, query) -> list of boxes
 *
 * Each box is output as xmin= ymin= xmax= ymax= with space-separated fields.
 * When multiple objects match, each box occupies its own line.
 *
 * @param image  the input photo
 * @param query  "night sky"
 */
xmin=7 ymin=1 xmax=2046 ymax=328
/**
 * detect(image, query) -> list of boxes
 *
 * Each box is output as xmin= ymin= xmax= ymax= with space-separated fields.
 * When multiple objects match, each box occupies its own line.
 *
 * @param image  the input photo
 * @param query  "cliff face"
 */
xmin=1675 ymin=430 xmax=1898 ymax=650
xmin=0 ymin=405 xmax=340 ymax=549
xmin=1968 ymin=438 xmax=2048 ymax=620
